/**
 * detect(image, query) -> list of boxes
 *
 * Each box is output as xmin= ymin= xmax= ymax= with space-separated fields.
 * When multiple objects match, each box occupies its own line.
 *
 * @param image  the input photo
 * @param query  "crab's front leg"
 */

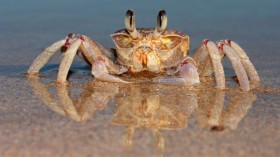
xmin=27 ymin=34 xmax=128 ymax=83
xmin=153 ymin=57 xmax=200 ymax=85
xmin=58 ymin=35 xmax=129 ymax=83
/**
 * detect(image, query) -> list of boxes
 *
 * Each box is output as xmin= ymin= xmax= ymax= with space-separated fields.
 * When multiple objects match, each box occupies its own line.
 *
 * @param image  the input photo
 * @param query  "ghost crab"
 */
xmin=27 ymin=10 xmax=260 ymax=91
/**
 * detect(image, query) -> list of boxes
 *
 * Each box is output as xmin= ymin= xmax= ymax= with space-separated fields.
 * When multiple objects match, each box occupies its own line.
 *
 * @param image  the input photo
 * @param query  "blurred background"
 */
xmin=0 ymin=0 xmax=280 ymax=84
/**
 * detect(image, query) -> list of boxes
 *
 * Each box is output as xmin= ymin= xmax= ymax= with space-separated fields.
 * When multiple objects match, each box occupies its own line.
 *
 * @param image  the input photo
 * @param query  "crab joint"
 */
xmin=180 ymin=57 xmax=197 ymax=67
xmin=80 ymin=37 xmax=85 ymax=42
xmin=217 ymin=42 xmax=225 ymax=51
xmin=97 ymin=56 xmax=105 ymax=62
xmin=68 ymin=33 xmax=74 ymax=38
xmin=203 ymin=39 xmax=210 ymax=45
xmin=224 ymin=39 xmax=232 ymax=46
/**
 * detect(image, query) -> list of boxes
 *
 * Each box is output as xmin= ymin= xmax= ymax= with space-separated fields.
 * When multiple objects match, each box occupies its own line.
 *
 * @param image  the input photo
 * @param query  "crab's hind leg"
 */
xmin=223 ymin=40 xmax=260 ymax=84
xmin=193 ymin=40 xmax=226 ymax=90
xmin=27 ymin=39 xmax=66 ymax=75
xmin=193 ymin=40 xmax=252 ymax=91
xmin=217 ymin=42 xmax=250 ymax=91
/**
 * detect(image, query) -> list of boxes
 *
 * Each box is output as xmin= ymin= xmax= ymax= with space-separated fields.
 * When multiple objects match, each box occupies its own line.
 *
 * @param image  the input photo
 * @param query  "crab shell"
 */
xmin=111 ymin=29 xmax=190 ymax=73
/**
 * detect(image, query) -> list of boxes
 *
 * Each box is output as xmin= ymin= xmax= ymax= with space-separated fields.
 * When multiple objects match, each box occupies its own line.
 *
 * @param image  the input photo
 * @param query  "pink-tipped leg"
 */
xmin=204 ymin=40 xmax=226 ymax=90
xmin=57 ymin=39 xmax=82 ymax=83
xmin=218 ymin=42 xmax=250 ymax=91
xmin=193 ymin=40 xmax=226 ymax=90
xmin=153 ymin=58 xmax=200 ymax=85
xmin=193 ymin=39 xmax=257 ymax=91
xmin=224 ymin=40 xmax=260 ymax=84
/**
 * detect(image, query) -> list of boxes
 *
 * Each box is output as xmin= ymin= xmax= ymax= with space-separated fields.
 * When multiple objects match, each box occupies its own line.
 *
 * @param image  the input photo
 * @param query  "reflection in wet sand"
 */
xmin=28 ymin=76 xmax=256 ymax=157
xmin=111 ymin=92 xmax=197 ymax=157
xmin=28 ymin=76 xmax=118 ymax=121
xmin=195 ymin=90 xmax=256 ymax=131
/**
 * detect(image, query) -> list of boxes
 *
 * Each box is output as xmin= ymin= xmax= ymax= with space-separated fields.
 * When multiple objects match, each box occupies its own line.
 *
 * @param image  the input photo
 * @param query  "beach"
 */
xmin=0 ymin=0 xmax=279 ymax=157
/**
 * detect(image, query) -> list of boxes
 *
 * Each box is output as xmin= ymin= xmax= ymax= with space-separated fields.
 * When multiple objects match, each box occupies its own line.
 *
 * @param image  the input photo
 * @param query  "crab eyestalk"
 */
xmin=154 ymin=10 xmax=168 ymax=38
xmin=125 ymin=10 xmax=138 ymax=39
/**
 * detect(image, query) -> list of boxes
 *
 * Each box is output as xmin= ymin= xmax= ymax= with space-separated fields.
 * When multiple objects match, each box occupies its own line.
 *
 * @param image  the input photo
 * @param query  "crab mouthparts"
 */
xmin=136 ymin=46 xmax=153 ymax=67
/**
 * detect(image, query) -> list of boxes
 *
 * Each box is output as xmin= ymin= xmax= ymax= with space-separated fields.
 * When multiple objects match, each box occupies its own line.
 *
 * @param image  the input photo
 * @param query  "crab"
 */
xmin=27 ymin=10 xmax=260 ymax=91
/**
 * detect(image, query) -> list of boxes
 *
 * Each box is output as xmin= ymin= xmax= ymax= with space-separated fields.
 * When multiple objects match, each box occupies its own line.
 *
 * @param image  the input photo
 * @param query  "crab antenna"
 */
xmin=154 ymin=10 xmax=168 ymax=38
xmin=125 ymin=10 xmax=138 ymax=39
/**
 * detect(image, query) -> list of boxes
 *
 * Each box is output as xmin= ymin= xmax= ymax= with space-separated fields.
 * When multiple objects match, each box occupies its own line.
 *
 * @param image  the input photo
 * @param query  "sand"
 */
xmin=0 ymin=0 xmax=279 ymax=157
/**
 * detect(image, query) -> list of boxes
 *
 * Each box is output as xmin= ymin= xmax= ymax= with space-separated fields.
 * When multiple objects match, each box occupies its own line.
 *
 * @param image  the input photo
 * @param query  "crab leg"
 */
xmin=27 ymin=39 xmax=66 ymax=74
xmin=205 ymin=41 xmax=226 ymax=89
xmin=219 ymin=42 xmax=250 ymax=91
xmin=193 ymin=43 xmax=212 ymax=76
xmin=193 ymin=40 xmax=226 ymax=89
xmin=218 ymin=42 xmax=250 ymax=91
xmin=57 ymin=39 xmax=82 ymax=83
xmin=224 ymin=40 xmax=260 ymax=84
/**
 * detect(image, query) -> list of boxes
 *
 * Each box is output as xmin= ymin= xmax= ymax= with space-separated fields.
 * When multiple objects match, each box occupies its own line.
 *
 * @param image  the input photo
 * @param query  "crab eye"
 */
xmin=111 ymin=34 xmax=135 ymax=49
xmin=154 ymin=35 xmax=183 ymax=51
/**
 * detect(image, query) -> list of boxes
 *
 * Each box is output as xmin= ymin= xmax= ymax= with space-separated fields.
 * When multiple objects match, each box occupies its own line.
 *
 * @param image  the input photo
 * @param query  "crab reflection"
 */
xmin=112 ymin=92 xmax=197 ymax=156
xmin=28 ymin=76 xmax=256 ymax=156
xmin=28 ymin=76 xmax=119 ymax=121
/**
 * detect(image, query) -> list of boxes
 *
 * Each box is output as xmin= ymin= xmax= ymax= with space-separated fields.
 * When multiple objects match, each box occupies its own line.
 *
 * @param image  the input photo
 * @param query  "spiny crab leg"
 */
xmin=223 ymin=40 xmax=260 ymax=84
xmin=27 ymin=39 xmax=66 ymax=75
xmin=218 ymin=42 xmax=250 ymax=91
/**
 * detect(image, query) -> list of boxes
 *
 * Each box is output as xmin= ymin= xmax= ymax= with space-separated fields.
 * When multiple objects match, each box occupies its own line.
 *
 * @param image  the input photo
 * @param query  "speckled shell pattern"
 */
xmin=112 ymin=28 xmax=190 ymax=72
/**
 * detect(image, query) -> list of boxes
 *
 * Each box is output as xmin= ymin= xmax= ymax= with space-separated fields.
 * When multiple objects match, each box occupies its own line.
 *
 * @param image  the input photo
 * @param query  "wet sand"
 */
xmin=0 ymin=0 xmax=280 ymax=157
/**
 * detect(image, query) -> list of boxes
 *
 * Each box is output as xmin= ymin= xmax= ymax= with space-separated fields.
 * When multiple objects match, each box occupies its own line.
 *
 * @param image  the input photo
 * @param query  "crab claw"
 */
xmin=153 ymin=58 xmax=200 ymax=85
xmin=92 ymin=59 xmax=129 ymax=83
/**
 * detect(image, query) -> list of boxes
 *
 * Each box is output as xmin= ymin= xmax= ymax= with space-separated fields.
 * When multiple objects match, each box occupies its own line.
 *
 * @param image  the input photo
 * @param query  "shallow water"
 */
xmin=0 ymin=0 xmax=280 ymax=157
